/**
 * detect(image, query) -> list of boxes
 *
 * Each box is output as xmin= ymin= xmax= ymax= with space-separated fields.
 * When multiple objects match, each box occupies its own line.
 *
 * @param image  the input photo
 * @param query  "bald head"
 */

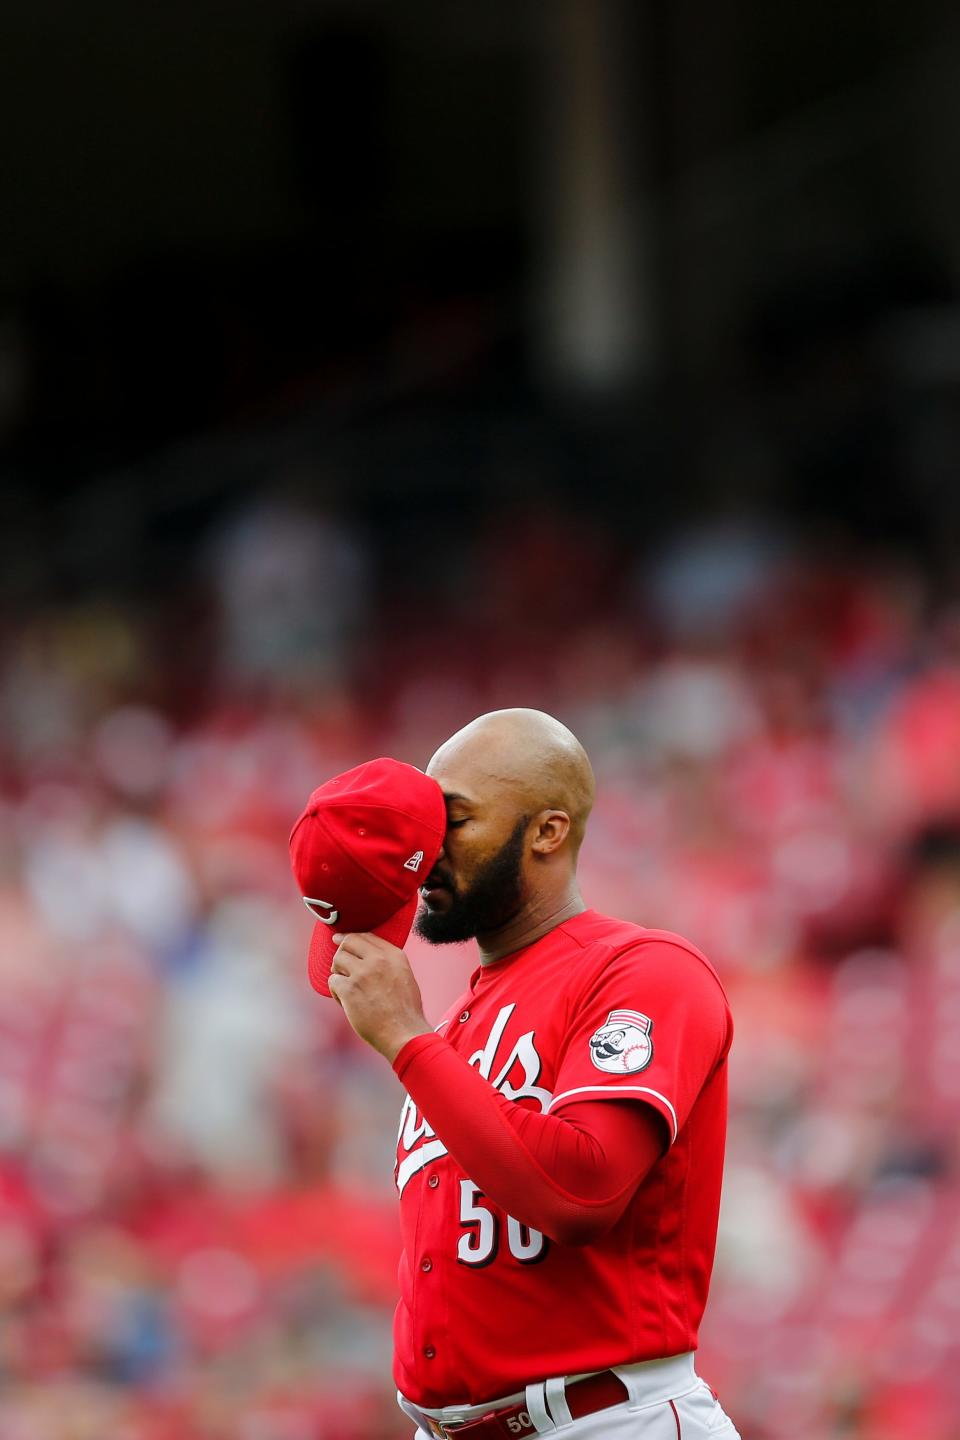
xmin=428 ymin=709 xmax=595 ymax=856
xmin=417 ymin=710 xmax=594 ymax=949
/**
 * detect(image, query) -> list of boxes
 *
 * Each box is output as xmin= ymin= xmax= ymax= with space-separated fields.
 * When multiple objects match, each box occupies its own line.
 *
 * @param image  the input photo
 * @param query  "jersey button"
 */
xmin=427 ymin=1174 xmax=439 ymax=1189
xmin=424 ymin=1345 xmax=436 ymax=1359
xmin=458 ymin=1010 xmax=470 ymax=1022
xmin=420 ymin=1258 xmax=432 ymax=1272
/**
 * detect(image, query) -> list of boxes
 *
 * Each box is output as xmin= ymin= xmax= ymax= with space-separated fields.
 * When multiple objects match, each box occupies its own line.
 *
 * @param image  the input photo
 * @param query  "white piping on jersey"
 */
xmin=546 ymin=1085 xmax=679 ymax=1143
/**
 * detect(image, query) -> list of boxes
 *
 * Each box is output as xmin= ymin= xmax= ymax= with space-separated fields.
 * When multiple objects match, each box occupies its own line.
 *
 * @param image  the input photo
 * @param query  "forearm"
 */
xmin=393 ymin=1033 xmax=663 ymax=1245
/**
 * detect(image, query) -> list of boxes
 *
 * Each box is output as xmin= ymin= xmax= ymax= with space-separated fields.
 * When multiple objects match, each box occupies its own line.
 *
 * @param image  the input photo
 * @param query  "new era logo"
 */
xmin=403 ymin=851 xmax=424 ymax=872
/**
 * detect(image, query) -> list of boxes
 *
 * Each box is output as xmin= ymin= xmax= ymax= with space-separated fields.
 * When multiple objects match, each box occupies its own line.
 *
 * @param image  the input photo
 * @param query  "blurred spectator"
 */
xmin=209 ymin=491 xmax=372 ymax=697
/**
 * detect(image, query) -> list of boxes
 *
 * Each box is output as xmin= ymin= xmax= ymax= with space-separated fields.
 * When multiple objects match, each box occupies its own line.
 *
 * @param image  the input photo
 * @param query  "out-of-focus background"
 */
xmin=1 ymin=2 xmax=960 ymax=1437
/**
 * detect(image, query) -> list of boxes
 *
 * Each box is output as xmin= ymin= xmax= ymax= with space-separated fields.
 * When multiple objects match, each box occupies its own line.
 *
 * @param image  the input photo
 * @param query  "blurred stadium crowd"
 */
xmin=1 ymin=499 xmax=960 ymax=1440
xmin=2 ymin=3 xmax=960 ymax=1437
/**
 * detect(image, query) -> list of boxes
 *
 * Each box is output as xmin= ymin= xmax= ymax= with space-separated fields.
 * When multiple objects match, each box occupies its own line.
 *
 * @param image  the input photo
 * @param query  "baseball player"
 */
xmin=290 ymin=711 xmax=740 ymax=1438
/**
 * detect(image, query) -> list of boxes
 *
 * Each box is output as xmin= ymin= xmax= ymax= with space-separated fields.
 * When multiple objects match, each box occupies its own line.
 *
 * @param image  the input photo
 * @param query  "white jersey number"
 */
xmin=456 ymin=1181 xmax=548 ymax=1267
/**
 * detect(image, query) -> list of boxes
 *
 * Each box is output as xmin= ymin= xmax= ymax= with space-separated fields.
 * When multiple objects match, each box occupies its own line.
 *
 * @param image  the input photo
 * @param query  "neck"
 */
xmin=476 ymin=882 xmax=586 ymax=965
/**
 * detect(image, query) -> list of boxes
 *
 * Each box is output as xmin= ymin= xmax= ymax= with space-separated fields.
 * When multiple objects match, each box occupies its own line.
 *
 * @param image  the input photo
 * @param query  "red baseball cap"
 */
xmin=289 ymin=757 xmax=446 ymax=997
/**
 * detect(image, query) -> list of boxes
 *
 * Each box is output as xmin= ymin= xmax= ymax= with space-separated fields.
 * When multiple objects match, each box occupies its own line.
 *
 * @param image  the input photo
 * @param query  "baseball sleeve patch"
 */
xmin=588 ymin=1010 xmax=653 ymax=1075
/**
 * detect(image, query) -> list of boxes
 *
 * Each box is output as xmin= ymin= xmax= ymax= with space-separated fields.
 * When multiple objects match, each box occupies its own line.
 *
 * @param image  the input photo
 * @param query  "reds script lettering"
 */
xmin=396 ymin=1003 xmax=551 ymax=1194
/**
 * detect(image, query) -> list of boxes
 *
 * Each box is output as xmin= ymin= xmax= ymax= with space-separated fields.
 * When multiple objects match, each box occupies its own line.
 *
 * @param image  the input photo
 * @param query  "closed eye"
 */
xmin=446 ymin=818 xmax=469 ymax=829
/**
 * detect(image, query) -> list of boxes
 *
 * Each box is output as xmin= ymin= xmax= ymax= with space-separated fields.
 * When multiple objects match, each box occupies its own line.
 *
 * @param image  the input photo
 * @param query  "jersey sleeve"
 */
xmin=392 ymin=1034 xmax=666 ymax=1244
xmin=546 ymin=939 xmax=732 ymax=1145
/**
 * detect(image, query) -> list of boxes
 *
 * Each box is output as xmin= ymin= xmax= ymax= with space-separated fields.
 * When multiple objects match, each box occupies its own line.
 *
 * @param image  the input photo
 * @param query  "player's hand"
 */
xmin=328 ymin=932 xmax=431 ymax=1062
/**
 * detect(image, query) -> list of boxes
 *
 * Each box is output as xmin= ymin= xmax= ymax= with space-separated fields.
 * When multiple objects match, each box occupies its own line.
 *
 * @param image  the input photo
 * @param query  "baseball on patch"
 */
xmin=588 ymin=1009 xmax=654 ymax=1074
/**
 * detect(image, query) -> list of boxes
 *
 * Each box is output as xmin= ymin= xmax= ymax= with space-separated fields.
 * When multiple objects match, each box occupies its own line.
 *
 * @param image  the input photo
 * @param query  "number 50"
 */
xmin=457 ymin=1181 xmax=548 ymax=1266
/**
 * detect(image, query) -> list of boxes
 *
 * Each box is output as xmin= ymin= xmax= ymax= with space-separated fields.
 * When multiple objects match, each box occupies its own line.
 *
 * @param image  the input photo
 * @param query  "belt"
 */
xmin=424 ymin=1371 xmax=629 ymax=1439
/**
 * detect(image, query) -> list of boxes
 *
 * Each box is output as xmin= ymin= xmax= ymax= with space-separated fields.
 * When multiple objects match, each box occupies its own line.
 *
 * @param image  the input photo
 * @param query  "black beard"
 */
xmin=415 ymin=817 xmax=528 ymax=945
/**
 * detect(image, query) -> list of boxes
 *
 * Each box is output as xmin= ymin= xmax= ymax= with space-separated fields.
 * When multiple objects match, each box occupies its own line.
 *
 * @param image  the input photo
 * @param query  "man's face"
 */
xmin=415 ymin=763 xmax=531 ymax=944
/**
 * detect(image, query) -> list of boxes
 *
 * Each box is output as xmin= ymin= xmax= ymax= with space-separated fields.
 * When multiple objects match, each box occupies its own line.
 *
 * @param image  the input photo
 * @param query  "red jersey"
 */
xmin=393 ymin=909 xmax=733 ymax=1407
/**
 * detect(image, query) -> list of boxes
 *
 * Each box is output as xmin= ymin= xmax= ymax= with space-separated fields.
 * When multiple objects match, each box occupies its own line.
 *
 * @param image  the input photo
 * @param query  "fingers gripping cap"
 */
xmin=289 ymin=758 xmax=446 ymax=997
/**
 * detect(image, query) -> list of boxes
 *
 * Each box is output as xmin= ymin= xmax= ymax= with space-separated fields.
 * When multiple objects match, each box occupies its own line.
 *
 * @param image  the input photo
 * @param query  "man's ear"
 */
xmin=531 ymin=809 xmax=571 ymax=856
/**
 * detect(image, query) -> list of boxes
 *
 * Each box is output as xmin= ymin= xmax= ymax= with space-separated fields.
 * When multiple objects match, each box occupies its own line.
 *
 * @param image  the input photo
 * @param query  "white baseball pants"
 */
xmin=400 ymin=1352 xmax=741 ymax=1438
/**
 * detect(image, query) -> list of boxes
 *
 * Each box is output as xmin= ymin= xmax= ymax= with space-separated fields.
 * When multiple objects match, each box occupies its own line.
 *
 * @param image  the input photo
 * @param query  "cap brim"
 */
xmin=307 ymin=890 xmax=421 ymax=998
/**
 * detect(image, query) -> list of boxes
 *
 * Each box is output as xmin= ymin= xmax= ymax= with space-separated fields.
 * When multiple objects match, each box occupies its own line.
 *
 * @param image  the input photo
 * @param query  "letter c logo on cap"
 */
xmin=304 ymin=897 xmax=340 ymax=926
